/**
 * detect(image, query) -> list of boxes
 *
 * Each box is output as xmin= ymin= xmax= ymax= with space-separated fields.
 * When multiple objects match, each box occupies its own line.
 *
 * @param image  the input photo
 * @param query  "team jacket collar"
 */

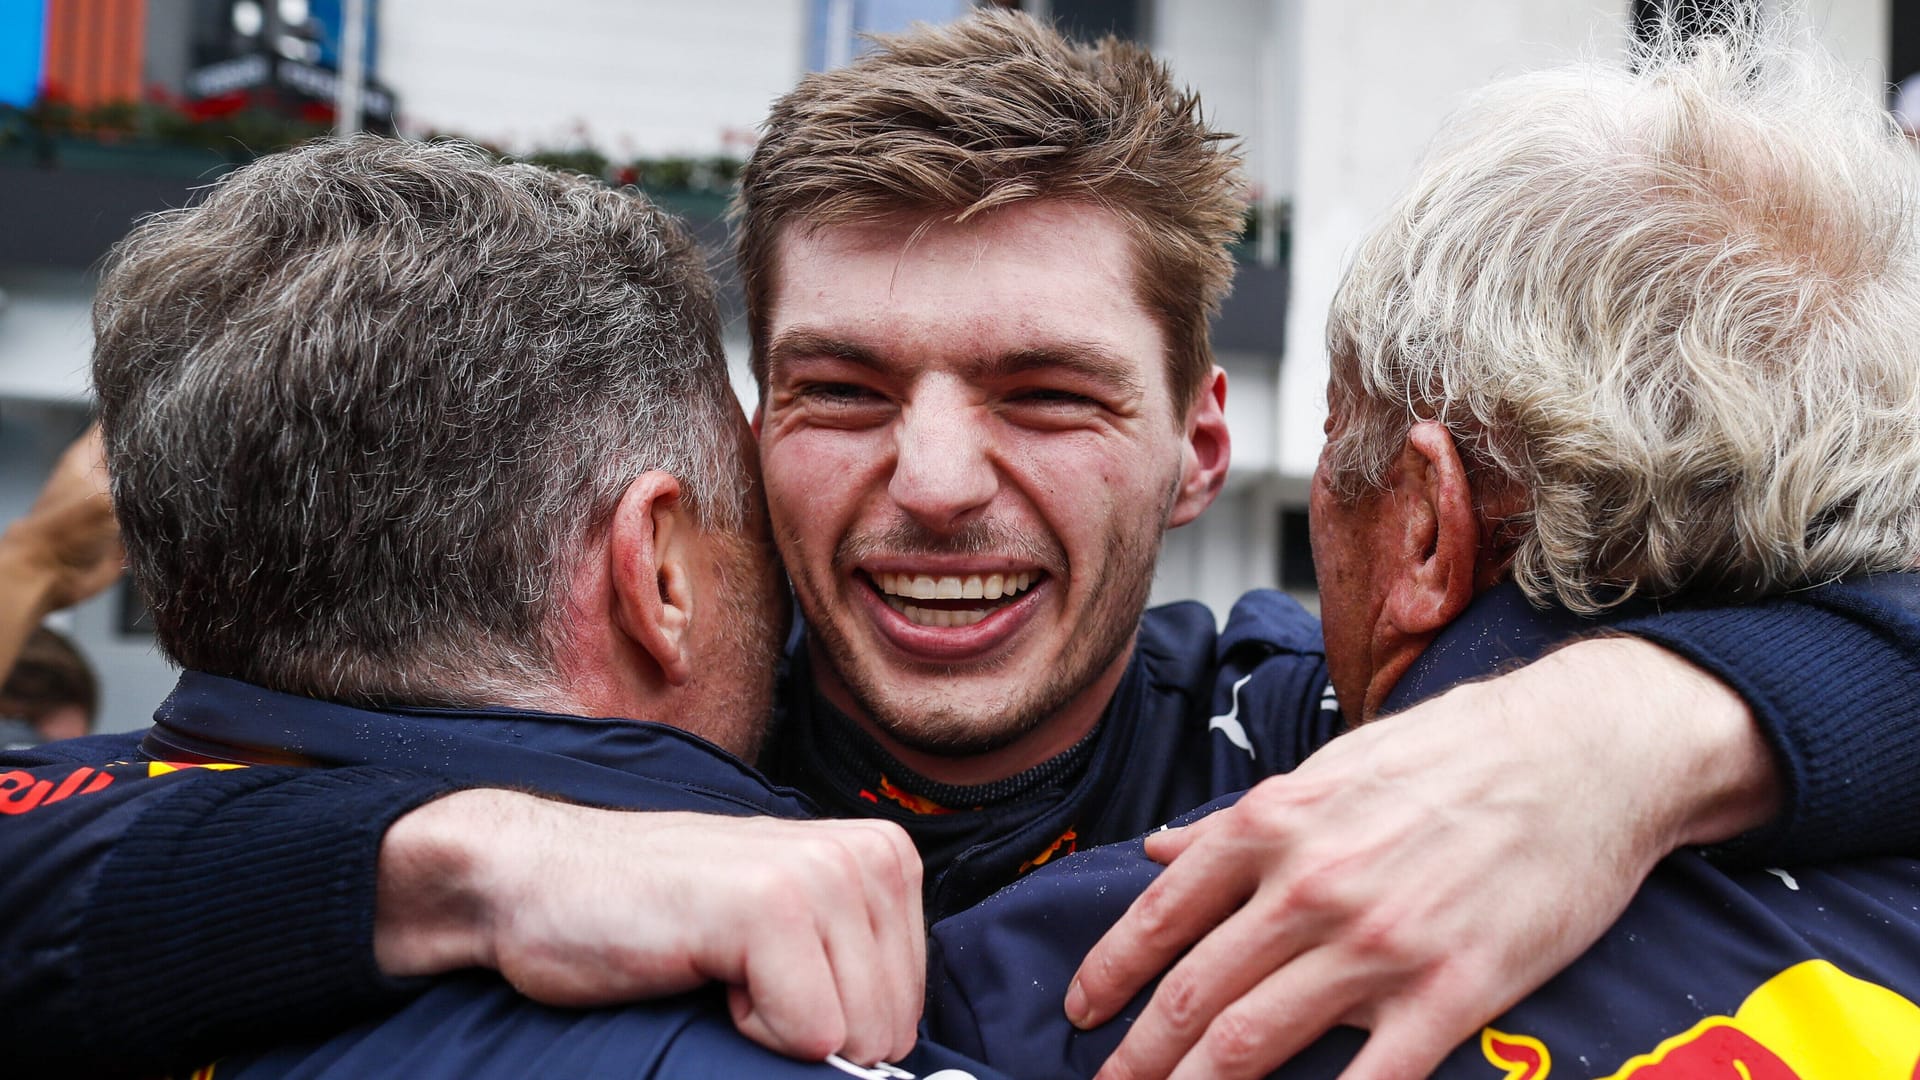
xmin=1383 ymin=581 xmax=1651 ymax=713
xmin=146 ymin=670 xmax=817 ymax=819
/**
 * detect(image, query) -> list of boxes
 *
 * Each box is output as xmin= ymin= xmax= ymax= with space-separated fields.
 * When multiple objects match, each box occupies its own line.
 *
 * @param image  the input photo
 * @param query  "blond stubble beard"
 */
xmin=803 ymin=504 xmax=1171 ymax=760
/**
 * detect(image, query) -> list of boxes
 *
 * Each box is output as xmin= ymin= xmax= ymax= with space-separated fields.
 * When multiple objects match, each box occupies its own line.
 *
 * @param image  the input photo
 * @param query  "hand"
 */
xmin=376 ymin=792 xmax=925 ymax=1066
xmin=1 ymin=424 xmax=124 ymax=615
xmin=1067 ymin=637 xmax=1780 ymax=1080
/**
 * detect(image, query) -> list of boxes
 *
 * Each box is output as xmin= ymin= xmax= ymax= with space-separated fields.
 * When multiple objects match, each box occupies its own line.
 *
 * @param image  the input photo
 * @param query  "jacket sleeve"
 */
xmin=213 ymin=975 xmax=1018 ymax=1080
xmin=1612 ymin=572 xmax=1920 ymax=866
xmin=0 ymin=744 xmax=460 ymax=1075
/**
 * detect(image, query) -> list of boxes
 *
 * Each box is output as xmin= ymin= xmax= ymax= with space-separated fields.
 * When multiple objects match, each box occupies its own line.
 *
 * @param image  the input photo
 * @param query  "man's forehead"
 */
xmin=773 ymin=199 xmax=1135 ymax=256
xmin=762 ymin=202 xmax=1168 ymax=383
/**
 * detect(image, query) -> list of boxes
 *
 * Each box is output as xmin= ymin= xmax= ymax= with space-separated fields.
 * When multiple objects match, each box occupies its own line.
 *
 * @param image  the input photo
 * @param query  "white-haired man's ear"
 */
xmin=1381 ymin=421 xmax=1479 ymax=637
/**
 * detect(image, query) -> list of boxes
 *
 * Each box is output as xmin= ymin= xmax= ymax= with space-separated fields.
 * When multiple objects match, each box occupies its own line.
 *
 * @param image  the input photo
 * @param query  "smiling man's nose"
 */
xmin=890 ymin=398 xmax=999 ymax=531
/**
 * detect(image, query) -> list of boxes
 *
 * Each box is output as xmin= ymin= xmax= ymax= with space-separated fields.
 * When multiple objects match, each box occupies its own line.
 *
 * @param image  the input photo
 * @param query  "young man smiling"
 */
xmin=759 ymin=199 xmax=1223 ymax=780
xmin=10 ymin=11 xmax=1920 ymax=1080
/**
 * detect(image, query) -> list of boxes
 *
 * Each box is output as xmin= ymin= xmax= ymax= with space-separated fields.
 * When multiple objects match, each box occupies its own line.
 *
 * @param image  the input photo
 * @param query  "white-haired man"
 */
xmin=927 ymin=23 xmax=1920 ymax=1080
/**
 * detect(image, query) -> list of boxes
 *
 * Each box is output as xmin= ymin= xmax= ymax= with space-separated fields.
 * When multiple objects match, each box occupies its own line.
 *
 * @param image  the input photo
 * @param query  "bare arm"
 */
xmin=0 ymin=425 xmax=123 ymax=675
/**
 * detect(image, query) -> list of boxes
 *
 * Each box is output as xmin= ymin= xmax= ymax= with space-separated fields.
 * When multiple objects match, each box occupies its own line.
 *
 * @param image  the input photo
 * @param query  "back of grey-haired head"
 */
xmin=1324 ymin=15 xmax=1920 ymax=612
xmin=93 ymin=136 xmax=747 ymax=706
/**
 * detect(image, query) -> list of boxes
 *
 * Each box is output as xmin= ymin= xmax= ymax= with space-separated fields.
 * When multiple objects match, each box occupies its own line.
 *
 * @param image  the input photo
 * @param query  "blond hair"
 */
xmin=1324 ymin=21 xmax=1920 ymax=612
xmin=734 ymin=10 xmax=1246 ymax=416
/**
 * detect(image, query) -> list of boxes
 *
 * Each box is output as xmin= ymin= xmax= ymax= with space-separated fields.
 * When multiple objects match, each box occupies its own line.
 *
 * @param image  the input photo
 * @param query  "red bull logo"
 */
xmin=1016 ymin=827 xmax=1079 ymax=876
xmin=860 ymin=775 xmax=958 ymax=816
xmin=1481 ymin=960 xmax=1920 ymax=1079
xmin=0 ymin=760 xmax=245 ymax=815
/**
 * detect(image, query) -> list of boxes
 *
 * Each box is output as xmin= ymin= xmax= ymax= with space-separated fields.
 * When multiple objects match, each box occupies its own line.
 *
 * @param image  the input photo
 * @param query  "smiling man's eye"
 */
xmin=1013 ymin=388 xmax=1096 ymax=406
xmin=804 ymin=382 xmax=881 ymax=403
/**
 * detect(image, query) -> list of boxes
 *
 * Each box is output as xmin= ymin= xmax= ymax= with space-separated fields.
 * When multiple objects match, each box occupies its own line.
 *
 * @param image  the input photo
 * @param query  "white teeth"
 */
xmin=870 ymin=568 xmax=1041 ymax=628
xmin=872 ymin=570 xmax=1039 ymax=601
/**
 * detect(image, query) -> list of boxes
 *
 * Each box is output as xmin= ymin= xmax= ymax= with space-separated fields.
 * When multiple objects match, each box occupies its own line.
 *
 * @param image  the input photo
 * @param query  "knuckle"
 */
xmin=1152 ymin=966 xmax=1212 ymax=1032
xmin=1347 ymin=912 xmax=1420 ymax=971
xmin=825 ymin=839 xmax=869 ymax=883
xmin=1128 ymin=882 xmax=1184 ymax=946
xmin=772 ymin=854 xmax=828 ymax=895
xmin=759 ymin=901 xmax=813 ymax=939
xmin=1204 ymin=1007 xmax=1274 ymax=1076
xmin=1283 ymin=856 xmax=1359 ymax=916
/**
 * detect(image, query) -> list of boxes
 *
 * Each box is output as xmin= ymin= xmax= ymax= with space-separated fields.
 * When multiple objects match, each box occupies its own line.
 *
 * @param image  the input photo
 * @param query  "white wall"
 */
xmin=1151 ymin=0 xmax=1295 ymax=207
xmin=1275 ymin=0 xmax=1892 ymax=479
xmin=0 ymin=270 xmax=95 ymax=404
xmin=1803 ymin=0 xmax=1892 ymax=90
xmin=379 ymin=0 xmax=807 ymax=156
xmin=1278 ymin=0 xmax=1628 ymax=478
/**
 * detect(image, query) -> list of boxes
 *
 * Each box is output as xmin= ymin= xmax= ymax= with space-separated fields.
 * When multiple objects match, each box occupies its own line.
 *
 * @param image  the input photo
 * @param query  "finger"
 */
xmin=1070 ymin=830 xmax=1259 ymax=1028
xmin=1142 ymin=806 xmax=1235 ymax=865
xmin=1334 ymin=1013 xmax=1469 ymax=1080
xmin=732 ymin=921 xmax=847 ymax=1061
xmin=878 ymin=827 xmax=927 ymax=1061
xmin=1092 ymin=898 xmax=1318 ymax=1080
xmin=1157 ymin=947 xmax=1364 ymax=1080
xmin=815 ymin=855 xmax=897 ymax=1066
xmin=1141 ymin=824 xmax=1195 ymax=865
xmin=845 ymin=823 xmax=924 ymax=1062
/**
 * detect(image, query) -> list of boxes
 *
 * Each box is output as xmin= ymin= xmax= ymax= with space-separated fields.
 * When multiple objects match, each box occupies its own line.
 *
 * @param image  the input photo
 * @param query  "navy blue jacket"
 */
xmin=2 ymin=674 xmax=1004 ymax=1080
xmin=7 ymin=582 xmax=1920 ymax=1071
xmin=923 ymin=580 xmax=1920 ymax=1078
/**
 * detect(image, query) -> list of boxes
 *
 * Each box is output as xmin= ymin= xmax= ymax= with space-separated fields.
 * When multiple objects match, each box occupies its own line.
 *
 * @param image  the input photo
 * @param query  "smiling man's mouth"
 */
xmin=867 ymin=571 xmax=1042 ymax=628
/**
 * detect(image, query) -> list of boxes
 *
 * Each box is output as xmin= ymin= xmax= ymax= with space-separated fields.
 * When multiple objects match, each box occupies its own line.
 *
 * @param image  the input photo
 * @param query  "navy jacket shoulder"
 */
xmin=206 ymin=976 xmax=1009 ymax=1080
xmin=1092 ymin=589 xmax=1336 ymax=829
xmin=924 ymin=582 xmax=1920 ymax=1078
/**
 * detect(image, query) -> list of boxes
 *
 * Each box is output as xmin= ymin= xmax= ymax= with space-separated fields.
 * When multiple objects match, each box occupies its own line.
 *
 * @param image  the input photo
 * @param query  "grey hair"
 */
xmin=1324 ymin=16 xmax=1920 ymax=612
xmin=93 ymin=136 xmax=749 ymax=707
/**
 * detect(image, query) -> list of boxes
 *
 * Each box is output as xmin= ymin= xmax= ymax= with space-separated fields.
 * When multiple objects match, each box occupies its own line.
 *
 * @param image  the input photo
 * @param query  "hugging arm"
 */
xmin=1 ymin=752 xmax=926 ymax=1072
xmin=1071 ymin=575 xmax=1920 ymax=1080
xmin=0 ymin=752 xmax=455 ymax=1075
xmin=6 ymin=579 xmax=1919 ymax=1076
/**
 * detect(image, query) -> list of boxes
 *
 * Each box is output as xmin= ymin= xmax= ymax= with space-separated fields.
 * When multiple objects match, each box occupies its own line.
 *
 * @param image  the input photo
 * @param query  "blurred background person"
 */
xmin=0 ymin=626 xmax=97 ymax=749
xmin=0 ymin=425 xmax=121 ymax=687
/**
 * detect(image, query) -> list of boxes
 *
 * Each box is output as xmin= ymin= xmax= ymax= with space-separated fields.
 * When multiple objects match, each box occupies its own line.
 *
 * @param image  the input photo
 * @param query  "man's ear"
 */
xmin=1169 ymin=367 xmax=1232 ymax=527
xmin=608 ymin=471 xmax=695 ymax=686
xmin=1382 ymin=420 xmax=1478 ymax=635
xmin=749 ymin=402 xmax=764 ymax=439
